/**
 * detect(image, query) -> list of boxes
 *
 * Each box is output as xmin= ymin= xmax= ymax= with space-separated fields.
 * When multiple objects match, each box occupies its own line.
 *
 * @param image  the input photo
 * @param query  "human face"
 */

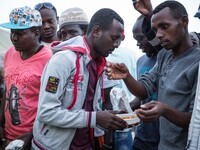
xmin=39 ymin=8 xmax=58 ymax=42
xmin=133 ymin=27 xmax=155 ymax=57
xmin=10 ymin=29 xmax=36 ymax=52
xmin=60 ymin=24 xmax=84 ymax=41
xmin=151 ymin=7 xmax=185 ymax=51
xmin=92 ymin=19 xmax=124 ymax=58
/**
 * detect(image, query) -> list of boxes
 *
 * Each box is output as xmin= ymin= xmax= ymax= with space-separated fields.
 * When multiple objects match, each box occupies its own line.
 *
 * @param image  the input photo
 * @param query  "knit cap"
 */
xmin=59 ymin=7 xmax=89 ymax=29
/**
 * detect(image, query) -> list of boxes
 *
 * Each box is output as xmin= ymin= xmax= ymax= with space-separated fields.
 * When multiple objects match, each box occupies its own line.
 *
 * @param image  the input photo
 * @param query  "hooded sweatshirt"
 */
xmin=32 ymin=36 xmax=106 ymax=150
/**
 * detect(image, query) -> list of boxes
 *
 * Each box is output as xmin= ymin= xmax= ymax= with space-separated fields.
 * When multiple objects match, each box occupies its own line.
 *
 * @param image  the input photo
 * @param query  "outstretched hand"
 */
xmin=133 ymin=0 xmax=153 ymax=17
xmin=135 ymin=101 xmax=166 ymax=122
xmin=104 ymin=62 xmax=129 ymax=80
xmin=96 ymin=111 xmax=128 ymax=130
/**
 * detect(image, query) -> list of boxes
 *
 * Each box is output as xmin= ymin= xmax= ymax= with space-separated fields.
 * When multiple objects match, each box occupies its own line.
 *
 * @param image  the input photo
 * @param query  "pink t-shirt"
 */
xmin=4 ymin=46 xmax=52 ymax=140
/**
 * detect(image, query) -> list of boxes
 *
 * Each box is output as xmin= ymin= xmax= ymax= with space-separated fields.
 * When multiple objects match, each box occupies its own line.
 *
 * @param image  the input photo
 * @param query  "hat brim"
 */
xmin=0 ymin=22 xmax=31 ymax=29
xmin=194 ymin=12 xmax=200 ymax=18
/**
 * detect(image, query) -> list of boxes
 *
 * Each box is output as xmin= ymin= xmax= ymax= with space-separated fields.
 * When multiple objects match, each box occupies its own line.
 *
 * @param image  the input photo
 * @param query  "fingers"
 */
xmin=106 ymin=61 xmax=111 ymax=67
xmin=104 ymin=63 xmax=113 ymax=80
xmin=136 ymin=112 xmax=155 ymax=122
xmin=140 ymin=101 xmax=158 ymax=109
xmin=135 ymin=107 xmax=158 ymax=122
xmin=101 ymin=116 xmax=128 ymax=130
xmin=110 ymin=116 xmax=128 ymax=130
xmin=96 ymin=111 xmax=128 ymax=130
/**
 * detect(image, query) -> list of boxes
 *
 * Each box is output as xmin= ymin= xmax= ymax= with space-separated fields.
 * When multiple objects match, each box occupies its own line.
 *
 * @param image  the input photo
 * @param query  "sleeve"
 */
xmin=142 ymin=18 xmax=163 ymax=52
xmin=138 ymin=59 xmax=159 ymax=98
xmin=36 ymin=52 xmax=95 ymax=128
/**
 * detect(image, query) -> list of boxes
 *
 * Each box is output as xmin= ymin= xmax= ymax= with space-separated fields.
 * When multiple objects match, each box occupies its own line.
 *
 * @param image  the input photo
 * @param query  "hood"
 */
xmin=51 ymin=36 xmax=87 ymax=55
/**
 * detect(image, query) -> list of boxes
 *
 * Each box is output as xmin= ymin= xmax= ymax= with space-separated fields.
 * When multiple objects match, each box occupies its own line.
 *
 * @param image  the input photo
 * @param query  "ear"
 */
xmin=180 ymin=16 xmax=188 ymax=27
xmin=92 ymin=25 xmax=102 ymax=38
xmin=34 ymin=29 xmax=40 ymax=40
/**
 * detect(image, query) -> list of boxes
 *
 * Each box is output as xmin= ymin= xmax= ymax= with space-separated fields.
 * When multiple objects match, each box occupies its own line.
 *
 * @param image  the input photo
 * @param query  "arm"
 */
xmin=163 ymin=104 xmax=191 ymax=128
xmin=130 ymin=97 xmax=141 ymax=111
xmin=16 ymin=130 xmax=33 ymax=150
xmin=37 ymin=53 xmax=127 ymax=131
xmin=123 ymin=72 xmax=147 ymax=99
xmin=133 ymin=0 xmax=153 ymax=20
xmin=133 ymin=0 xmax=163 ymax=52
xmin=105 ymin=62 xmax=148 ymax=99
xmin=37 ymin=53 xmax=96 ymax=128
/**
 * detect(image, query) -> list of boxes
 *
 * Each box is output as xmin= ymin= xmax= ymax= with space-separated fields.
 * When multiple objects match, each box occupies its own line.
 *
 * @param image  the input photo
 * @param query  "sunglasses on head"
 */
xmin=34 ymin=2 xmax=54 ymax=10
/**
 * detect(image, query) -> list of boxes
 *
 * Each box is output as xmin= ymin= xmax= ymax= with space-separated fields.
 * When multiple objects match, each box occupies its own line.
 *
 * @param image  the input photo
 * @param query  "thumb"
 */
xmin=106 ymin=61 xmax=111 ymax=67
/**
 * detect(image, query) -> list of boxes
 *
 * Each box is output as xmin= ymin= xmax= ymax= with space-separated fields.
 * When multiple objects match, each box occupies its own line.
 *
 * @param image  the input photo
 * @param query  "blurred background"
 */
xmin=0 ymin=0 xmax=199 ymax=56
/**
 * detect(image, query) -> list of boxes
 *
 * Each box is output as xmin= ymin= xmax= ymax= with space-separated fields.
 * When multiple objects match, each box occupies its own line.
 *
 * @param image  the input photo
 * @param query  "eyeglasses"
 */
xmin=34 ymin=2 xmax=54 ymax=10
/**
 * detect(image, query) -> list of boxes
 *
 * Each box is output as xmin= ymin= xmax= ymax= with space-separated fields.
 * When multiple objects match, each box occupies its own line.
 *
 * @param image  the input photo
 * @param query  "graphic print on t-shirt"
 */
xmin=5 ymin=66 xmax=34 ymax=126
xmin=7 ymin=84 xmax=22 ymax=125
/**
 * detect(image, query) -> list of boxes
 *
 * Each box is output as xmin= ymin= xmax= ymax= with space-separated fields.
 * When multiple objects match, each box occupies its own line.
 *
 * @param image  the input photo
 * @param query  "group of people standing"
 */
xmin=0 ymin=0 xmax=200 ymax=150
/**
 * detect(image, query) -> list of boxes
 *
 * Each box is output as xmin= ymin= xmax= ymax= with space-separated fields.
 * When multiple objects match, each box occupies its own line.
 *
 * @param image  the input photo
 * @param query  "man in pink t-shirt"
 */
xmin=0 ymin=6 xmax=52 ymax=149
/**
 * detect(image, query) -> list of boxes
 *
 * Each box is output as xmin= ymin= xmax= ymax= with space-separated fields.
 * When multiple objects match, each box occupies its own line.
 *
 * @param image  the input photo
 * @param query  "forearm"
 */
xmin=163 ymin=104 xmax=191 ymax=129
xmin=17 ymin=130 xmax=33 ymax=141
xmin=17 ymin=130 xmax=33 ymax=150
xmin=142 ymin=18 xmax=162 ymax=52
xmin=130 ymin=97 xmax=141 ymax=111
xmin=123 ymin=73 xmax=148 ymax=99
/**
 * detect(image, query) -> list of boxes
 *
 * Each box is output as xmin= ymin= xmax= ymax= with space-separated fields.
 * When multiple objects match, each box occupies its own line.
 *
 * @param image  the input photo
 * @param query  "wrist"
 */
xmin=124 ymin=72 xmax=131 ymax=81
xmin=162 ymin=103 xmax=169 ymax=117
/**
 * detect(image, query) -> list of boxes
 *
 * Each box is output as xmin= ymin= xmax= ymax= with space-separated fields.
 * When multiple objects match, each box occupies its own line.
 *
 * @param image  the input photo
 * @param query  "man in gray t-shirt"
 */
xmin=105 ymin=1 xmax=200 ymax=150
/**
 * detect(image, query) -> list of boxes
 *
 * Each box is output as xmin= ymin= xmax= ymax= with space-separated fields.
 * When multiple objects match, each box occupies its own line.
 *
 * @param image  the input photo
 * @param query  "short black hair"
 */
xmin=80 ymin=24 xmax=88 ymax=34
xmin=86 ymin=8 xmax=124 ymax=34
xmin=153 ymin=1 xmax=188 ymax=20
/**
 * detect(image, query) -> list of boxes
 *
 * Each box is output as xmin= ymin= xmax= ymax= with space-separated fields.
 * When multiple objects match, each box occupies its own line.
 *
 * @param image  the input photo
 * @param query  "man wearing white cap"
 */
xmin=58 ymin=7 xmax=89 ymax=42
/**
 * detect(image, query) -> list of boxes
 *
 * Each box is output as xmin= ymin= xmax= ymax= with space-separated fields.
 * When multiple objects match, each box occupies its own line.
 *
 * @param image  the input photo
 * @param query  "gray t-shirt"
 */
xmin=139 ymin=45 xmax=200 ymax=150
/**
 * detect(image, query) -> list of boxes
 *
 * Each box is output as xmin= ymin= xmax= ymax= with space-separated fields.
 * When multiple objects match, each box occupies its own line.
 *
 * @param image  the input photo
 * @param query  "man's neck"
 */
xmin=42 ymin=36 xmax=59 ymax=43
xmin=172 ymin=36 xmax=193 ymax=58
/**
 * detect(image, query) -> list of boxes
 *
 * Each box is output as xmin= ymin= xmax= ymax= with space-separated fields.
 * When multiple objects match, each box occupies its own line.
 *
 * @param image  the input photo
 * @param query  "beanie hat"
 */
xmin=194 ymin=4 xmax=200 ymax=18
xmin=0 ymin=6 xmax=42 ymax=29
xmin=59 ymin=7 xmax=89 ymax=29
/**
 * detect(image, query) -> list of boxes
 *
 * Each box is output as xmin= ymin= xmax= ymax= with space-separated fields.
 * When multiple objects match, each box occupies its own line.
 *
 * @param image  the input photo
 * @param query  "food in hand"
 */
xmin=119 ymin=115 xmax=137 ymax=120
xmin=116 ymin=112 xmax=140 ymax=125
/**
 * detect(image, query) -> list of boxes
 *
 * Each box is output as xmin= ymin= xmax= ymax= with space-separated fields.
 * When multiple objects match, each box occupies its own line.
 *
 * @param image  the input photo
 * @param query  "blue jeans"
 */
xmin=113 ymin=129 xmax=133 ymax=150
